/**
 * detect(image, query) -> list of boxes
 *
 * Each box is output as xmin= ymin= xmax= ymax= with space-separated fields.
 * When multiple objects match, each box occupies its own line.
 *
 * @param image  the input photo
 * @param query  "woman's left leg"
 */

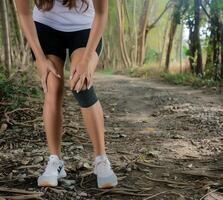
xmin=70 ymin=48 xmax=118 ymax=188
xmin=70 ymin=48 xmax=105 ymax=157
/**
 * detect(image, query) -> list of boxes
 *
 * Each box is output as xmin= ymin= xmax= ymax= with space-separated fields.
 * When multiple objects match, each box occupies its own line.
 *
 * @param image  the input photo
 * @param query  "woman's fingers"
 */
xmin=41 ymin=73 xmax=48 ymax=93
xmin=48 ymin=60 xmax=61 ymax=78
xmin=72 ymin=73 xmax=93 ymax=92
xmin=75 ymin=76 xmax=85 ymax=93
xmin=36 ymin=58 xmax=61 ymax=94
xmin=86 ymin=74 xmax=92 ymax=89
xmin=86 ymin=73 xmax=91 ymax=89
xmin=69 ymin=68 xmax=76 ymax=80
xmin=88 ymin=75 xmax=93 ymax=89
xmin=70 ymin=71 xmax=80 ymax=90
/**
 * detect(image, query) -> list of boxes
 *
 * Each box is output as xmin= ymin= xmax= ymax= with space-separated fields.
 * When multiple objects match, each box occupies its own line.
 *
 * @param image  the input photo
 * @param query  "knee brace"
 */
xmin=72 ymin=86 xmax=98 ymax=108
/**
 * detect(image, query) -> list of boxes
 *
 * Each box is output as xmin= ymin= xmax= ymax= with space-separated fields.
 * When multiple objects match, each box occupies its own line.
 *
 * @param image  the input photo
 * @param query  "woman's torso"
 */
xmin=32 ymin=0 xmax=95 ymax=32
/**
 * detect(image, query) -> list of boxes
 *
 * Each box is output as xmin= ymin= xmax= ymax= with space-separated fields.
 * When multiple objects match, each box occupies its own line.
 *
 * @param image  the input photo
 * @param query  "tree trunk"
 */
xmin=164 ymin=2 xmax=179 ymax=72
xmin=116 ymin=0 xmax=131 ymax=68
xmin=213 ymin=15 xmax=221 ymax=80
xmin=188 ymin=19 xmax=196 ymax=73
xmin=194 ymin=0 xmax=203 ymax=75
xmin=204 ymin=2 xmax=222 ymax=80
xmin=9 ymin=0 xmax=26 ymax=69
xmin=132 ymin=0 xmax=137 ymax=66
xmin=221 ymin=24 xmax=223 ymax=79
xmin=136 ymin=0 xmax=150 ymax=66
xmin=0 ymin=0 xmax=12 ymax=77
xmin=205 ymin=30 xmax=214 ymax=75
xmin=165 ymin=18 xmax=177 ymax=71
xmin=179 ymin=24 xmax=184 ymax=73
xmin=159 ymin=13 xmax=170 ymax=68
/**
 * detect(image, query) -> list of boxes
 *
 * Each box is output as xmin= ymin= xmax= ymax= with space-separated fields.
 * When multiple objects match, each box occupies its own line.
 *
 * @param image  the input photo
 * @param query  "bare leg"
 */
xmin=81 ymin=101 xmax=106 ymax=157
xmin=70 ymin=48 xmax=105 ymax=158
xmin=70 ymin=49 xmax=118 ymax=189
xmin=35 ymin=55 xmax=65 ymax=158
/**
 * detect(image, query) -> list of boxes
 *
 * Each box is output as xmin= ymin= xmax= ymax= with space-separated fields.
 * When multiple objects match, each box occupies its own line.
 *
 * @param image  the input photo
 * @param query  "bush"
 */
xmin=160 ymin=72 xmax=218 ymax=87
xmin=144 ymin=49 xmax=161 ymax=63
xmin=0 ymin=72 xmax=42 ymax=110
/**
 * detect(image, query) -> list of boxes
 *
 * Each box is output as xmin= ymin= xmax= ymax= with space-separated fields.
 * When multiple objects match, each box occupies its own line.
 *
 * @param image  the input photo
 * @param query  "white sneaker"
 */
xmin=93 ymin=154 xmax=118 ymax=188
xmin=37 ymin=155 xmax=67 ymax=187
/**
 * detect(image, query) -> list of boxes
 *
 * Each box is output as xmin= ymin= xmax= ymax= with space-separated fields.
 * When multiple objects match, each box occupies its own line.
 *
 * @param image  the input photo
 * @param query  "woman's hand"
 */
xmin=70 ymin=58 xmax=93 ymax=93
xmin=69 ymin=0 xmax=108 ymax=93
xmin=36 ymin=57 xmax=61 ymax=93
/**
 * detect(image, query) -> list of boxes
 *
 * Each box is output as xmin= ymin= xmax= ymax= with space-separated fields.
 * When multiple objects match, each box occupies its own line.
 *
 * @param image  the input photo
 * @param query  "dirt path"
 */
xmin=0 ymin=73 xmax=223 ymax=200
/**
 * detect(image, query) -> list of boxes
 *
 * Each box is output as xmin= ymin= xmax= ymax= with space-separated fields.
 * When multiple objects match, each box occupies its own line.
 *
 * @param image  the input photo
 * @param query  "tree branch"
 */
xmin=201 ymin=2 xmax=211 ymax=20
xmin=147 ymin=0 xmax=172 ymax=31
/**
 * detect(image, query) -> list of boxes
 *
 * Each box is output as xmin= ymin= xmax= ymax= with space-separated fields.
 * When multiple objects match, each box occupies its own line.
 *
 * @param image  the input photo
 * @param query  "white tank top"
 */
xmin=32 ymin=0 xmax=95 ymax=32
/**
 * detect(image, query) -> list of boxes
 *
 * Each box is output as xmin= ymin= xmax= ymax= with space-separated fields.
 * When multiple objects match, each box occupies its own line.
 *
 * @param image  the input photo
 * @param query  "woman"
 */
xmin=15 ymin=0 xmax=118 ymax=189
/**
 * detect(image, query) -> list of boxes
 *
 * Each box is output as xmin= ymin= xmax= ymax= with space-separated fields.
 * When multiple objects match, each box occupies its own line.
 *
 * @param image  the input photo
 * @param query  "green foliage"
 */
xmin=204 ymin=62 xmax=215 ymax=79
xmin=97 ymin=67 xmax=115 ymax=75
xmin=183 ymin=45 xmax=190 ymax=57
xmin=160 ymin=71 xmax=218 ymax=87
xmin=172 ymin=0 xmax=190 ymax=25
xmin=128 ymin=65 xmax=161 ymax=78
xmin=0 ymin=72 xmax=42 ymax=110
xmin=144 ymin=48 xmax=161 ymax=63
xmin=0 ymin=66 xmax=6 ymax=80
xmin=210 ymin=0 xmax=223 ymax=11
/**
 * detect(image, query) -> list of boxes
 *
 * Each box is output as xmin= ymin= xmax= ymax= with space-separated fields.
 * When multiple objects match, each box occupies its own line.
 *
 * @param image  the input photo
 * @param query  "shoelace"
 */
xmin=44 ymin=159 xmax=62 ymax=174
xmin=98 ymin=160 xmax=108 ymax=167
xmin=93 ymin=160 xmax=106 ymax=167
xmin=94 ymin=159 xmax=112 ymax=175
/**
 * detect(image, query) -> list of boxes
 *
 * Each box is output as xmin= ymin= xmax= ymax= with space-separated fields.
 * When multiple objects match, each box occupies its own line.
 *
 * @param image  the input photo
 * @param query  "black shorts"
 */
xmin=31 ymin=21 xmax=103 ymax=62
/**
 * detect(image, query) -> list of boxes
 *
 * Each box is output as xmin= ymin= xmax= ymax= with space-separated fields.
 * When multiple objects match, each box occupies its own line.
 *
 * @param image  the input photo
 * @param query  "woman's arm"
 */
xmin=14 ymin=0 xmax=61 ymax=93
xmin=15 ymin=0 xmax=46 ymax=61
xmin=70 ymin=0 xmax=108 ymax=91
xmin=82 ymin=0 xmax=108 ymax=61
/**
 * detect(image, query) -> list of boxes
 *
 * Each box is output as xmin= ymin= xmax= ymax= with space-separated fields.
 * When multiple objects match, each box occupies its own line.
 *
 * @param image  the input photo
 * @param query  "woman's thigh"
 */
xmin=31 ymin=21 xmax=67 ymax=63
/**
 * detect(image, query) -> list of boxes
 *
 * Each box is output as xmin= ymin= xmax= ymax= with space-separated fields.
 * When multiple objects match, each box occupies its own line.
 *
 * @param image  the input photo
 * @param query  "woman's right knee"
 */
xmin=43 ymin=55 xmax=64 ymax=101
xmin=43 ymin=74 xmax=64 ymax=106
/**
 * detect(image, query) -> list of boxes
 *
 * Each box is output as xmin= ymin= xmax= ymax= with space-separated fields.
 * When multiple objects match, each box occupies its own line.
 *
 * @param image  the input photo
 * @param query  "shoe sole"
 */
xmin=38 ymin=180 xmax=57 ymax=187
xmin=98 ymin=182 xmax=117 ymax=189
xmin=38 ymin=173 xmax=67 ymax=187
xmin=97 ymin=175 xmax=118 ymax=189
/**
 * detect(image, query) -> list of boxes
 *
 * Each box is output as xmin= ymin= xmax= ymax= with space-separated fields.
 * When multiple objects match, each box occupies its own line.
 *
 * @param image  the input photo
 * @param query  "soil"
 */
xmin=0 ymin=72 xmax=223 ymax=200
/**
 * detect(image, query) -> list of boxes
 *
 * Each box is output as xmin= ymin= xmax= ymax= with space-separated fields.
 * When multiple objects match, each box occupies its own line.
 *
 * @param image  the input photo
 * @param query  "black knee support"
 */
xmin=72 ymin=86 xmax=98 ymax=108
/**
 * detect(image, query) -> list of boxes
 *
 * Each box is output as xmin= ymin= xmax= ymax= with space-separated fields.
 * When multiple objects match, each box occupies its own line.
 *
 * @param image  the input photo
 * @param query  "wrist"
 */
xmin=36 ymin=55 xmax=47 ymax=63
xmin=36 ymin=54 xmax=46 ymax=61
xmin=33 ymin=49 xmax=47 ymax=62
